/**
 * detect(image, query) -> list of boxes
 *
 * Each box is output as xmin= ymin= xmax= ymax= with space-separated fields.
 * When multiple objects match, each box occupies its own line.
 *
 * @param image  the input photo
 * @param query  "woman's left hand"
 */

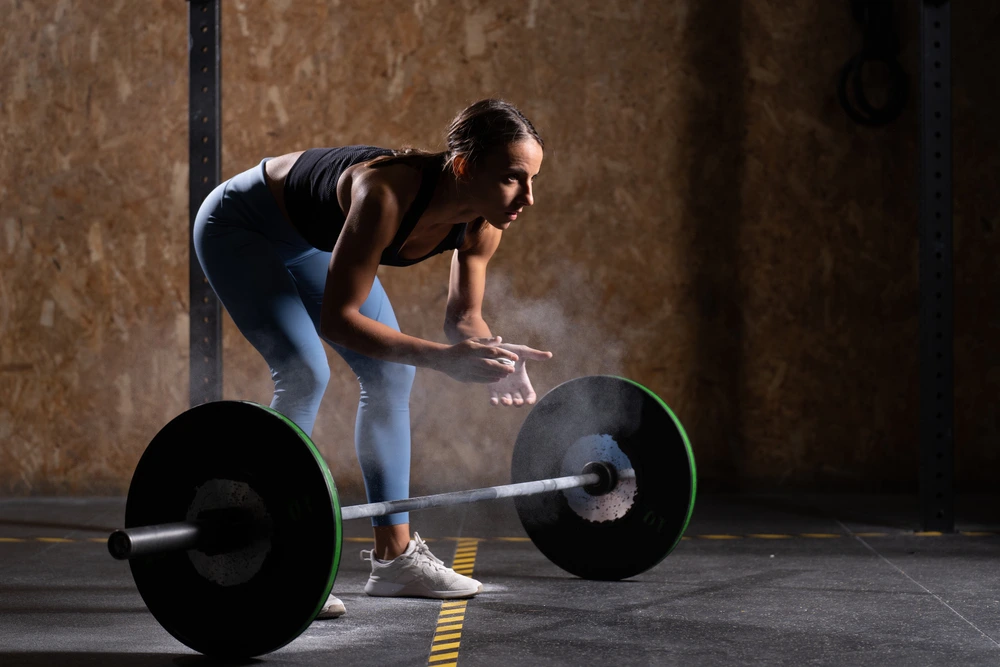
xmin=486 ymin=342 xmax=553 ymax=407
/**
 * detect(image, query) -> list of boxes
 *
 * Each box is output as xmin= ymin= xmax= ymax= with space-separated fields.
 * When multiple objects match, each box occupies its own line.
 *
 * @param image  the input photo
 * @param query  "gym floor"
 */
xmin=2 ymin=494 xmax=999 ymax=666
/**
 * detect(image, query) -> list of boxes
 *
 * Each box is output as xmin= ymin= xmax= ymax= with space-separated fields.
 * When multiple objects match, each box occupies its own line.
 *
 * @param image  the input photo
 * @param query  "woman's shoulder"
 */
xmin=340 ymin=158 xmax=424 ymax=218
xmin=459 ymin=217 xmax=500 ymax=254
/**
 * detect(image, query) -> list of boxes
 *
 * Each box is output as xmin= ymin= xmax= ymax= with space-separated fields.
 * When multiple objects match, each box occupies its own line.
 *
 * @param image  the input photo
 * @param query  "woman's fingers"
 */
xmin=519 ymin=347 xmax=553 ymax=360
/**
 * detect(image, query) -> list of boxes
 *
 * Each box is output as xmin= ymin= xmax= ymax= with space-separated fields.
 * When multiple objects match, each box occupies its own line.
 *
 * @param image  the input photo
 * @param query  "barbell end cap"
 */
xmin=581 ymin=461 xmax=618 ymax=496
xmin=108 ymin=530 xmax=132 ymax=560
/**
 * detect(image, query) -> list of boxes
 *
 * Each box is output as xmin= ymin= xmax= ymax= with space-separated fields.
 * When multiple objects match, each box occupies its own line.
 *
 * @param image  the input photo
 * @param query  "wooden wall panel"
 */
xmin=1 ymin=0 xmax=998 ymax=497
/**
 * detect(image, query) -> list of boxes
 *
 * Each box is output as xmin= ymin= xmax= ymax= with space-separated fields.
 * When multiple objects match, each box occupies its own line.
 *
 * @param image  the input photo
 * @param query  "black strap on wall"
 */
xmin=918 ymin=0 xmax=953 ymax=532
xmin=187 ymin=0 xmax=222 ymax=407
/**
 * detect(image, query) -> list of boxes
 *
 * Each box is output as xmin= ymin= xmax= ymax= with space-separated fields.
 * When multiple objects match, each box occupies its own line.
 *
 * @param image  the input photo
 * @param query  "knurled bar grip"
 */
xmin=341 ymin=470 xmax=632 ymax=520
xmin=108 ymin=469 xmax=635 ymax=560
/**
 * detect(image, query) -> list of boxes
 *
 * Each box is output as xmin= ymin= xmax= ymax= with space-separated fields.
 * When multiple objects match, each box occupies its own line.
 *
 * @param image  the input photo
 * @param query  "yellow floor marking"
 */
xmin=854 ymin=532 xmax=888 ymax=537
xmin=494 ymin=537 xmax=531 ymax=542
xmin=452 ymin=557 xmax=477 ymax=564
xmin=431 ymin=663 xmax=457 ymax=667
xmin=0 ymin=538 xmax=25 ymax=543
xmin=87 ymin=538 xmax=108 ymax=543
xmin=36 ymin=537 xmax=74 ymax=543
xmin=432 ymin=641 xmax=461 ymax=651
xmin=681 ymin=536 xmax=691 ymax=540
xmin=437 ymin=615 xmax=465 ymax=624
xmin=440 ymin=601 xmax=466 ymax=609
xmin=914 ymin=531 xmax=943 ymax=537
xmin=747 ymin=534 xmax=792 ymax=539
xmin=435 ymin=624 xmax=463 ymax=633
xmin=960 ymin=531 xmax=996 ymax=536
xmin=697 ymin=535 xmax=742 ymax=540
xmin=434 ymin=632 xmax=462 ymax=641
xmin=429 ymin=652 xmax=460 ymax=662
xmin=800 ymin=533 xmax=840 ymax=538
xmin=439 ymin=608 xmax=466 ymax=616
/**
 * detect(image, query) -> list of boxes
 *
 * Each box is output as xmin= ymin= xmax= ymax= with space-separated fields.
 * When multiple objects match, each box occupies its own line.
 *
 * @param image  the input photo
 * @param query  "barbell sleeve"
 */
xmin=109 ymin=521 xmax=201 ymax=560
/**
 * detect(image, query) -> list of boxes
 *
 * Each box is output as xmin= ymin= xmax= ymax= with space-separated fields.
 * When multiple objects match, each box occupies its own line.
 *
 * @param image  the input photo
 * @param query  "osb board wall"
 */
xmin=1 ymin=0 xmax=997 ymax=496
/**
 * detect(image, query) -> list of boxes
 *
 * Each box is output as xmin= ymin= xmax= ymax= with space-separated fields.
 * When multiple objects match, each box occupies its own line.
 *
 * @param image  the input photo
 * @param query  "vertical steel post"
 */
xmin=918 ymin=1 xmax=953 ymax=531
xmin=188 ymin=0 xmax=223 ymax=407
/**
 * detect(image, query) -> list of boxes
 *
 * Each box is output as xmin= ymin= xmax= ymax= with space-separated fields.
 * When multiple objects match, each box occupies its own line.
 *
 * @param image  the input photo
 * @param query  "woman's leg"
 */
xmin=193 ymin=189 xmax=330 ymax=437
xmin=287 ymin=250 xmax=416 ymax=549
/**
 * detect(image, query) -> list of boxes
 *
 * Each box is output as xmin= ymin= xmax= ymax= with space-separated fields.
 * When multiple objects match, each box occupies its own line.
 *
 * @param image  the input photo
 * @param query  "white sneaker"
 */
xmin=315 ymin=593 xmax=345 ymax=619
xmin=362 ymin=533 xmax=482 ymax=599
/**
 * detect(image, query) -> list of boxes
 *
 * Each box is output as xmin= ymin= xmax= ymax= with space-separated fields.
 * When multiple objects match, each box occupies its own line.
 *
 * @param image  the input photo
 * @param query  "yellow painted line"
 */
xmin=800 ymin=533 xmax=840 ymax=539
xmin=36 ymin=537 xmax=74 ymax=543
xmin=854 ymin=532 xmax=888 ymax=537
xmin=960 ymin=531 xmax=996 ymax=537
xmin=441 ymin=600 xmax=466 ymax=608
xmin=432 ymin=641 xmax=461 ymax=651
xmin=0 ymin=538 xmax=25 ymax=543
xmin=453 ymin=549 xmax=478 ymax=555
xmin=434 ymin=632 xmax=462 ymax=641
xmin=429 ymin=652 xmax=460 ymax=662
xmin=681 ymin=536 xmax=691 ymax=540
xmin=439 ymin=608 xmax=466 ymax=616
xmin=697 ymin=535 xmax=742 ymax=540
xmin=431 ymin=664 xmax=457 ymax=667
xmin=436 ymin=624 xmax=463 ymax=633
xmin=494 ymin=537 xmax=531 ymax=542
xmin=914 ymin=531 xmax=943 ymax=537
xmin=88 ymin=538 xmax=108 ymax=543
xmin=437 ymin=615 xmax=465 ymax=624
xmin=452 ymin=557 xmax=477 ymax=564
xmin=747 ymin=534 xmax=792 ymax=539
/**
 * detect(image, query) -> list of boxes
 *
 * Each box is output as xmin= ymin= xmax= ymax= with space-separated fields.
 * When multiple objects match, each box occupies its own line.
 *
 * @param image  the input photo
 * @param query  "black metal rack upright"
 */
xmin=918 ymin=0 xmax=954 ymax=532
xmin=187 ymin=0 xmax=223 ymax=407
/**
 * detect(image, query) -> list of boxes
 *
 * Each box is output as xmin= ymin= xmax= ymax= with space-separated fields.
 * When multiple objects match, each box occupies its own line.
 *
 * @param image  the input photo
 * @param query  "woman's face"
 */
xmin=466 ymin=138 xmax=543 ymax=230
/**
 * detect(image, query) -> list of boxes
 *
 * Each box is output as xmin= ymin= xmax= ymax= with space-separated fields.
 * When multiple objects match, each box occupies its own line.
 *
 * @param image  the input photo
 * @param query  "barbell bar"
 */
xmin=108 ymin=464 xmax=636 ymax=560
xmin=109 ymin=375 xmax=696 ymax=658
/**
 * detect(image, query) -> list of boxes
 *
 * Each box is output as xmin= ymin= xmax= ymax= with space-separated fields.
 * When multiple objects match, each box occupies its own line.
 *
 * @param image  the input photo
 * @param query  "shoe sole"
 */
xmin=365 ymin=582 xmax=483 ymax=599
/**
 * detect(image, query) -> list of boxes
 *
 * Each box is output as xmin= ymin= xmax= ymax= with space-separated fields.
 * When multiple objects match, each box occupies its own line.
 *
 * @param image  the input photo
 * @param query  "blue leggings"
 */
xmin=193 ymin=159 xmax=413 ymax=526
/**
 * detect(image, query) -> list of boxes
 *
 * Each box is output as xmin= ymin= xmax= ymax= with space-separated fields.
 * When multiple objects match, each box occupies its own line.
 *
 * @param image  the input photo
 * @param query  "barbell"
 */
xmin=108 ymin=375 xmax=696 ymax=658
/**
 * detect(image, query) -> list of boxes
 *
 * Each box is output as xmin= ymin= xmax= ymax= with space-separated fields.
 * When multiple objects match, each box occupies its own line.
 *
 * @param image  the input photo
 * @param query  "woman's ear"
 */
xmin=453 ymin=155 xmax=468 ymax=179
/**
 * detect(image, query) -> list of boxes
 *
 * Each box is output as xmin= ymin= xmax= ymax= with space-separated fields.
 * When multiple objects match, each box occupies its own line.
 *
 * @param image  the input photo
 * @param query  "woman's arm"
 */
xmin=444 ymin=222 xmax=502 ymax=344
xmin=320 ymin=177 xmax=449 ymax=367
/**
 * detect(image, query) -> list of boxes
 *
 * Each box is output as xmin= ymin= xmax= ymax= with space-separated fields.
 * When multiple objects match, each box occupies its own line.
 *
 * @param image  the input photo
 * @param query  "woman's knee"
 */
xmin=274 ymin=354 xmax=331 ymax=397
xmin=358 ymin=361 xmax=415 ymax=404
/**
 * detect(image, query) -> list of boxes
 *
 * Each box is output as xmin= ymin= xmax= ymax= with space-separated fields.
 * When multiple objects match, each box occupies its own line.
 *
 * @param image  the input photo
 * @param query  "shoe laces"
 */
xmin=411 ymin=532 xmax=445 ymax=567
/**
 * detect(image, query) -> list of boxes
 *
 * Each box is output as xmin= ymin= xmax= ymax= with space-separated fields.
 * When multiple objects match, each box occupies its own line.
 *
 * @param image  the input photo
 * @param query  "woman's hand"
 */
xmin=437 ymin=336 xmax=520 ymax=383
xmin=487 ymin=341 xmax=554 ymax=407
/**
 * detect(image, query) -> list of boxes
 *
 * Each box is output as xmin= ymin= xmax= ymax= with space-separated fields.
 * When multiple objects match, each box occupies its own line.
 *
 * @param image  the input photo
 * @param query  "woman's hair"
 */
xmin=370 ymin=98 xmax=543 ymax=176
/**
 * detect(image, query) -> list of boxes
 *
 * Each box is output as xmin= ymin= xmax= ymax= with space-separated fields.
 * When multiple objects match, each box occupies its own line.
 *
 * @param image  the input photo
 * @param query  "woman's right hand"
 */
xmin=437 ymin=336 xmax=519 ymax=383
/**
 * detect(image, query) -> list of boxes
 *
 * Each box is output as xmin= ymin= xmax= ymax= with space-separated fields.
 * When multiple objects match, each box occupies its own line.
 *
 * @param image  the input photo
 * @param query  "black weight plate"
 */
xmin=512 ymin=376 xmax=695 ymax=581
xmin=125 ymin=401 xmax=341 ymax=657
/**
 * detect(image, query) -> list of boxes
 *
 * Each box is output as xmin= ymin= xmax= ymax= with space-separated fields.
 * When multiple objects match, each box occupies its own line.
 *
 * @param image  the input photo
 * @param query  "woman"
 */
xmin=193 ymin=98 xmax=551 ymax=618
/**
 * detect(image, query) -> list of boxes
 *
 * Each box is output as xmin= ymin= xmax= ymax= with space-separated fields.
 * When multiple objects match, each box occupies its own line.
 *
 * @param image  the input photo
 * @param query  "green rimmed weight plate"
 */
xmin=511 ymin=375 xmax=696 ymax=580
xmin=124 ymin=401 xmax=341 ymax=657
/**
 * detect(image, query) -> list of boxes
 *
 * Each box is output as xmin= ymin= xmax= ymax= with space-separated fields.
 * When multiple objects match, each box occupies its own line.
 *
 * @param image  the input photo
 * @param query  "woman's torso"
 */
xmin=264 ymin=147 xmax=475 ymax=263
